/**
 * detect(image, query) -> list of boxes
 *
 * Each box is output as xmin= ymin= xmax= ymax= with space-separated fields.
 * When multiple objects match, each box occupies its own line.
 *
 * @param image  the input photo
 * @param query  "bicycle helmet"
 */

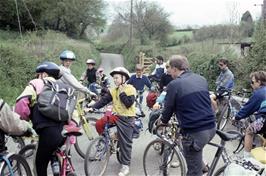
xmin=86 ymin=59 xmax=96 ymax=65
xmin=36 ymin=61 xmax=60 ymax=79
xmin=59 ymin=50 xmax=76 ymax=61
xmin=110 ymin=67 xmax=130 ymax=81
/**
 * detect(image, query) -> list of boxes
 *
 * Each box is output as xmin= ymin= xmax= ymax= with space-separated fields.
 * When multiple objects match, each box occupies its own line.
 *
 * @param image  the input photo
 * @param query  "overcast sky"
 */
xmin=105 ymin=0 xmax=263 ymax=27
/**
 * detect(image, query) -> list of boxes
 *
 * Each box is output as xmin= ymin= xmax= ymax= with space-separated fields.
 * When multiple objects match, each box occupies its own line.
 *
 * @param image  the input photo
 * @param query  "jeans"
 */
xmin=182 ymin=127 xmax=216 ymax=176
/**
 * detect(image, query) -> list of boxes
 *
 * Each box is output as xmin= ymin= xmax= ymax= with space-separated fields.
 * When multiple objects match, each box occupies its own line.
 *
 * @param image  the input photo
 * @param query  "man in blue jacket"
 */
xmin=234 ymin=71 xmax=266 ymax=158
xmin=157 ymin=55 xmax=216 ymax=176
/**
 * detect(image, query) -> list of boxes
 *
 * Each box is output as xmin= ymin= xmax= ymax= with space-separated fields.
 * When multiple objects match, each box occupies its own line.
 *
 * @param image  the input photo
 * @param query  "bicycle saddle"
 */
xmin=62 ymin=124 xmax=82 ymax=137
xmin=216 ymin=130 xmax=242 ymax=141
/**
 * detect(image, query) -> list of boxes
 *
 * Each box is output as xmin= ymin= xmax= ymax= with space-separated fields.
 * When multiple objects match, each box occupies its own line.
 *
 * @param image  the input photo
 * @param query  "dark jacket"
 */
xmin=86 ymin=68 xmax=97 ymax=84
xmin=128 ymin=74 xmax=151 ymax=91
xmin=159 ymin=73 xmax=173 ymax=92
xmin=161 ymin=71 xmax=215 ymax=133
xmin=236 ymin=86 xmax=266 ymax=120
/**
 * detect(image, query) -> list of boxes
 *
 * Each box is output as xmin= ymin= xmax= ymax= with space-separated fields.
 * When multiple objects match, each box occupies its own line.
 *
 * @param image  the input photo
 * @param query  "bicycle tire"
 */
xmin=143 ymin=139 xmax=187 ymax=176
xmin=84 ymin=136 xmax=110 ymax=176
xmin=213 ymin=165 xmax=227 ymax=176
xmin=18 ymin=144 xmax=36 ymax=159
xmin=74 ymin=117 xmax=98 ymax=159
xmin=217 ymin=103 xmax=230 ymax=130
xmin=0 ymin=153 xmax=32 ymax=176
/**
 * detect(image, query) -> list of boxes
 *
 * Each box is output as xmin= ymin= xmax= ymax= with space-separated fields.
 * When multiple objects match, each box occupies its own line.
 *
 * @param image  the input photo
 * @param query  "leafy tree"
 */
xmin=108 ymin=0 xmax=173 ymax=45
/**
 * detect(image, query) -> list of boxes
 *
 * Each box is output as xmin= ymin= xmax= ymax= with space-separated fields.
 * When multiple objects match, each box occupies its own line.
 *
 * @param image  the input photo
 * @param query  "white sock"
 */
xmin=243 ymin=151 xmax=251 ymax=158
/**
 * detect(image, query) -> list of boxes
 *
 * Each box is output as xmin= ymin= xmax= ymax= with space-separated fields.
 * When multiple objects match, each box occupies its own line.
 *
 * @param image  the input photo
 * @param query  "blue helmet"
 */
xmin=36 ymin=61 xmax=61 ymax=79
xmin=59 ymin=50 xmax=76 ymax=61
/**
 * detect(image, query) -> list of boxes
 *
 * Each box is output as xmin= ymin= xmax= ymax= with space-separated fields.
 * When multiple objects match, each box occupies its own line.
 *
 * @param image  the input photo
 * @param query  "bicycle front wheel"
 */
xmin=217 ymin=104 xmax=230 ymax=130
xmin=0 ymin=153 xmax=32 ymax=176
xmin=143 ymin=139 xmax=187 ymax=176
xmin=75 ymin=117 xmax=98 ymax=159
xmin=84 ymin=136 xmax=110 ymax=176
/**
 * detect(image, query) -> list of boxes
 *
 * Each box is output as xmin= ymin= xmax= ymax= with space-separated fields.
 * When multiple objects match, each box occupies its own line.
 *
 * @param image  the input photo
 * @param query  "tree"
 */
xmin=108 ymin=0 xmax=173 ymax=45
xmin=0 ymin=0 xmax=106 ymax=38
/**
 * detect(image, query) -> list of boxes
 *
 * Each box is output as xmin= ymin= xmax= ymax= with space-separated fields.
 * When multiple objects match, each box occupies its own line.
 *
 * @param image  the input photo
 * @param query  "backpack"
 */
xmin=146 ymin=91 xmax=158 ymax=108
xmin=37 ymin=80 xmax=76 ymax=122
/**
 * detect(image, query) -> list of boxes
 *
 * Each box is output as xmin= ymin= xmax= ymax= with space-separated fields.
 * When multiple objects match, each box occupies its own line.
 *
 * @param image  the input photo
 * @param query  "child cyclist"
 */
xmin=15 ymin=61 xmax=70 ymax=176
xmin=87 ymin=67 xmax=136 ymax=176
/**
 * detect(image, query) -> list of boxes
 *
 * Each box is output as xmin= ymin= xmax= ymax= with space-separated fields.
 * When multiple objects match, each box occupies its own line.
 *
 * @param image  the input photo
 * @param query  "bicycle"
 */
xmin=19 ymin=120 xmax=82 ymax=176
xmin=143 ymin=116 xmax=187 ymax=176
xmin=0 ymin=134 xmax=32 ymax=176
xmin=84 ymin=107 xmax=144 ymax=176
xmin=216 ymin=88 xmax=250 ymax=130
xmin=73 ymin=93 xmax=101 ymax=159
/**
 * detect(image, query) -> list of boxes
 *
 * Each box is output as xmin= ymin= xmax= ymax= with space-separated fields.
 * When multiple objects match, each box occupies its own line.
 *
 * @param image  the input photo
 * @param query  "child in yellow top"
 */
xmin=88 ymin=67 xmax=136 ymax=176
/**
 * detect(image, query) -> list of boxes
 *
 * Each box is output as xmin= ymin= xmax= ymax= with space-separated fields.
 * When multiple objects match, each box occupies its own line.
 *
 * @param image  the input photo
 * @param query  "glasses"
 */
xmin=218 ymin=63 xmax=224 ymax=67
xmin=250 ymin=80 xmax=255 ymax=85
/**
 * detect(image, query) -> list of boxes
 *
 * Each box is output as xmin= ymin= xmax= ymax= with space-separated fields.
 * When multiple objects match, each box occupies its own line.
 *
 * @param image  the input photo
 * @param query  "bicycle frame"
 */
xmin=56 ymin=133 xmax=77 ymax=176
xmin=0 ymin=153 xmax=15 ymax=176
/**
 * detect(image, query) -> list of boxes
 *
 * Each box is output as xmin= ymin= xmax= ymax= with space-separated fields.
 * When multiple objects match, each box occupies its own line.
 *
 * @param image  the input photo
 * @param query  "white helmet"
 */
xmin=110 ymin=67 xmax=130 ymax=81
xmin=86 ymin=59 xmax=96 ymax=65
xmin=59 ymin=50 xmax=76 ymax=60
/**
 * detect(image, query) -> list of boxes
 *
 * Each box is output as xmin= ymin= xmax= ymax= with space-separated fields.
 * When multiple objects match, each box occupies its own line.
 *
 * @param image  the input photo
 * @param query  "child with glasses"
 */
xmin=233 ymin=71 xmax=266 ymax=158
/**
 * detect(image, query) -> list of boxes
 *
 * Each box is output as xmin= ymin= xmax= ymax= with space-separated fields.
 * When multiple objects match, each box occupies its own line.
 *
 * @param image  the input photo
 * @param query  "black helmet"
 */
xmin=36 ymin=61 xmax=61 ymax=79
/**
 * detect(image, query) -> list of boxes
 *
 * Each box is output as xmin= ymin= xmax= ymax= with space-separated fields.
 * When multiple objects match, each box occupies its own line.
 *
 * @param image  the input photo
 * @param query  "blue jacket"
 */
xmin=128 ymin=74 xmax=151 ymax=91
xmin=161 ymin=71 xmax=215 ymax=133
xmin=235 ymin=86 xmax=266 ymax=120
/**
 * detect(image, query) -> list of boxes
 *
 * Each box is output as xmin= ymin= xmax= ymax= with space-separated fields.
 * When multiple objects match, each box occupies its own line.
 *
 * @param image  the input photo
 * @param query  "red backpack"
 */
xmin=146 ymin=91 xmax=158 ymax=108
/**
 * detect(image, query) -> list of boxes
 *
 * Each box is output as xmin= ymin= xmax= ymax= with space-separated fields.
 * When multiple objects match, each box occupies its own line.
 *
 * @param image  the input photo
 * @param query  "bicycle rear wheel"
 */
xmin=213 ymin=165 xmax=226 ymax=176
xmin=217 ymin=104 xmax=230 ymax=130
xmin=143 ymin=139 xmax=187 ymax=176
xmin=84 ymin=136 xmax=110 ymax=176
xmin=74 ymin=117 xmax=98 ymax=158
xmin=18 ymin=144 xmax=36 ymax=159
xmin=0 ymin=153 xmax=32 ymax=176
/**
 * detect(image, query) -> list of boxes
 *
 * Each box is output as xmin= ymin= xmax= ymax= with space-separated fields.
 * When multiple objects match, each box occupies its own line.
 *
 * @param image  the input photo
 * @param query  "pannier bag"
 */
xmin=38 ymin=80 xmax=76 ymax=122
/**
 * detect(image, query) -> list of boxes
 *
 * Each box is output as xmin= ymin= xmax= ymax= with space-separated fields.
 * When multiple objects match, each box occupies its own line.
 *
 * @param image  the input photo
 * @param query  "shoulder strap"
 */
xmin=0 ymin=100 xmax=5 ymax=112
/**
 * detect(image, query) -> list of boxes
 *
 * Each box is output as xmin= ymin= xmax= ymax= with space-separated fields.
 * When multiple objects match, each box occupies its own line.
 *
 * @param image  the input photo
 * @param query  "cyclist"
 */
xmin=80 ymin=59 xmax=98 ymax=94
xmin=15 ymin=61 xmax=68 ymax=176
xmin=157 ymin=55 xmax=216 ymax=176
xmin=148 ymin=55 xmax=166 ymax=82
xmin=128 ymin=64 xmax=151 ymax=104
xmin=87 ymin=67 xmax=136 ymax=176
xmin=158 ymin=60 xmax=173 ymax=92
xmin=211 ymin=58 xmax=234 ymax=112
xmin=59 ymin=50 xmax=96 ymax=96
xmin=233 ymin=71 xmax=266 ymax=158
xmin=0 ymin=99 xmax=32 ymax=152
xmin=96 ymin=67 xmax=109 ymax=88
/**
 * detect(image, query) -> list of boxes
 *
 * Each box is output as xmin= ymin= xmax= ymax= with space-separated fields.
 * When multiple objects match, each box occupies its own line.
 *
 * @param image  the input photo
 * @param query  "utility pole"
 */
xmin=129 ymin=0 xmax=133 ymax=47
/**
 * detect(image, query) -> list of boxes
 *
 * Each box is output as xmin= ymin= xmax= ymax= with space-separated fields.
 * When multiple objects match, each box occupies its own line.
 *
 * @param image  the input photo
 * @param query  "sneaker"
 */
xmin=118 ymin=165 xmax=130 ymax=176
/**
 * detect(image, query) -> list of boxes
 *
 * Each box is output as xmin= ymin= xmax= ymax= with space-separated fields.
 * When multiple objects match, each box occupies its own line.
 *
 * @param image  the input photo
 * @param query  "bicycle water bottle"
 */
xmin=51 ymin=156 xmax=60 ymax=176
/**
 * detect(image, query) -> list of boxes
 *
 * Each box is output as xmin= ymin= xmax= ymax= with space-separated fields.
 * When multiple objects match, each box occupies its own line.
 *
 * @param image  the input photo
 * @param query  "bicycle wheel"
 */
xmin=213 ymin=165 xmax=227 ymax=176
xmin=84 ymin=136 xmax=110 ymax=176
xmin=143 ymin=139 xmax=187 ymax=176
xmin=217 ymin=104 xmax=231 ymax=130
xmin=74 ymin=117 xmax=98 ymax=158
xmin=18 ymin=144 xmax=36 ymax=159
xmin=0 ymin=153 xmax=32 ymax=176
